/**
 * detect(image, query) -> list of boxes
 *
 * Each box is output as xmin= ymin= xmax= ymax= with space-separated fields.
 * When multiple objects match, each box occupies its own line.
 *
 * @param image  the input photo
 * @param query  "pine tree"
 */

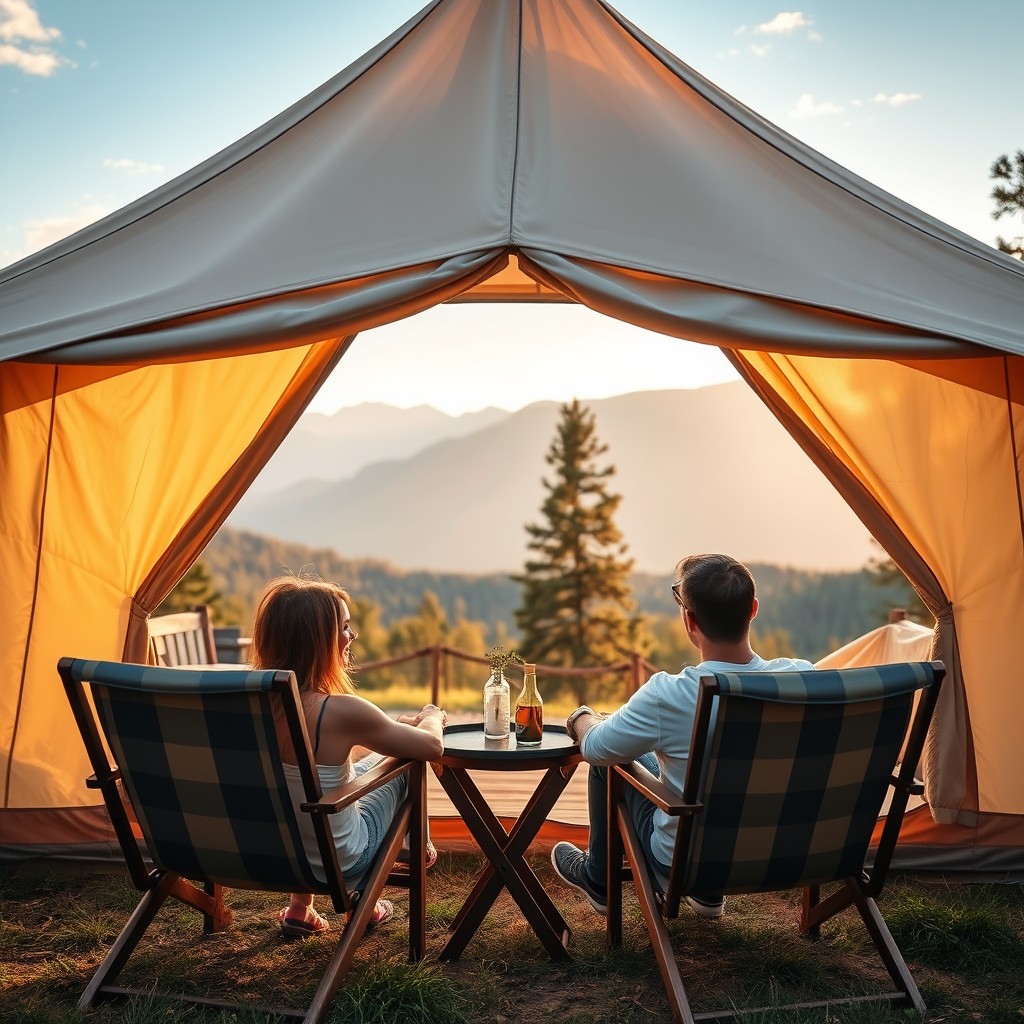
xmin=865 ymin=541 xmax=933 ymax=626
xmin=513 ymin=399 xmax=643 ymax=703
xmin=990 ymin=150 xmax=1024 ymax=260
xmin=155 ymin=561 xmax=229 ymax=620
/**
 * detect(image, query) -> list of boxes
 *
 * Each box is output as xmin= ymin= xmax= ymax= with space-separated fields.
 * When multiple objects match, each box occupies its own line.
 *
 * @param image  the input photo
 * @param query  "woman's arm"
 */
xmin=327 ymin=695 xmax=446 ymax=761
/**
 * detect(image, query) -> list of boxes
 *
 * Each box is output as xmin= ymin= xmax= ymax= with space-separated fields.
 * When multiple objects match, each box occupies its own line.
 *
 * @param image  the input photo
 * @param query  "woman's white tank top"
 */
xmin=283 ymin=759 xmax=369 ymax=881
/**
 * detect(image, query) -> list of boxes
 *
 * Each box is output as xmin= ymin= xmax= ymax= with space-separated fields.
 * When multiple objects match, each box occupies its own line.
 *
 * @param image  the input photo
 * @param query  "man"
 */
xmin=552 ymin=553 xmax=815 ymax=918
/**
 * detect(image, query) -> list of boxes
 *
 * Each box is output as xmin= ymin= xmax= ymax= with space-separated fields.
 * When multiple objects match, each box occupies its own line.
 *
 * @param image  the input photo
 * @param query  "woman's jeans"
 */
xmin=346 ymin=754 xmax=409 ymax=879
xmin=583 ymin=751 xmax=672 ymax=892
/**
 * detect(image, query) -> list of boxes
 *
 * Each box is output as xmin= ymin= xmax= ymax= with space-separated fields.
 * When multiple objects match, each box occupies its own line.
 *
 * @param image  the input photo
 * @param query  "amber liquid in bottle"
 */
xmin=515 ymin=663 xmax=543 ymax=745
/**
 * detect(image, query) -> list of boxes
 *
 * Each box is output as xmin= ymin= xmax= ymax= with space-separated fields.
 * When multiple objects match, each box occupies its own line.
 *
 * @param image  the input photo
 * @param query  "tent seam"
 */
xmin=1002 ymin=356 xmax=1024 ymax=567
xmin=507 ymin=0 xmax=525 ymax=244
xmin=3 ymin=366 xmax=58 ymax=808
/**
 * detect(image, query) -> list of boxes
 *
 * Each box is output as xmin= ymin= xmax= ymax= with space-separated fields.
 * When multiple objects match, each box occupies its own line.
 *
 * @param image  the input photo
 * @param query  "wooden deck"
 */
xmin=426 ymin=762 xmax=591 ymax=851
xmin=428 ymin=761 xmax=589 ymax=824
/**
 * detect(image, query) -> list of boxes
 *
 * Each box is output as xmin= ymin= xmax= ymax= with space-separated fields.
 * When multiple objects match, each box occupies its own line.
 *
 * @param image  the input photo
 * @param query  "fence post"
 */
xmin=629 ymin=652 xmax=644 ymax=697
xmin=430 ymin=644 xmax=444 ymax=706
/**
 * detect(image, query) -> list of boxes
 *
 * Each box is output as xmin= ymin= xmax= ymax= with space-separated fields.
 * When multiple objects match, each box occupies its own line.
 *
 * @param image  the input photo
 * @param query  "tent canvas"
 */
xmin=2 ymin=0 xmax=1023 ymax=871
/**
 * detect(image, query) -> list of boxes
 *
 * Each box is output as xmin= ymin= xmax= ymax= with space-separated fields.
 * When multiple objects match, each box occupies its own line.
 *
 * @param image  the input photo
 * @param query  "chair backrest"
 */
xmin=148 ymin=605 xmax=218 ymax=666
xmin=673 ymin=662 xmax=942 ymax=900
xmin=59 ymin=658 xmax=340 ymax=898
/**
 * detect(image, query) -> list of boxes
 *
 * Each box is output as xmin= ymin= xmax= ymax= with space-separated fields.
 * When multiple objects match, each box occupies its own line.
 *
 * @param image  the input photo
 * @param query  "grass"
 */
xmin=1 ymin=856 xmax=1022 ymax=1024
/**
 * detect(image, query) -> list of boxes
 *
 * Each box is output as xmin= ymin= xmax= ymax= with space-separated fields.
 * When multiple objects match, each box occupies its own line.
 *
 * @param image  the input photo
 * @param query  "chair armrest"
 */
xmin=890 ymin=773 xmax=925 ymax=796
xmin=86 ymin=768 xmax=121 ymax=789
xmin=613 ymin=761 xmax=700 ymax=817
xmin=302 ymin=757 xmax=414 ymax=814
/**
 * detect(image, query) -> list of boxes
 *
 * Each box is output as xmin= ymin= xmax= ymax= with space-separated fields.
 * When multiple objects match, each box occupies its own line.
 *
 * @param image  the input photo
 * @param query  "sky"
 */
xmin=2 ymin=0 xmax=1021 ymax=416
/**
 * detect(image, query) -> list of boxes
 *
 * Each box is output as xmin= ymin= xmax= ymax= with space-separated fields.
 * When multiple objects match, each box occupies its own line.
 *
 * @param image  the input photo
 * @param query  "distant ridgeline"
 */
xmin=202 ymin=527 xmax=913 ymax=663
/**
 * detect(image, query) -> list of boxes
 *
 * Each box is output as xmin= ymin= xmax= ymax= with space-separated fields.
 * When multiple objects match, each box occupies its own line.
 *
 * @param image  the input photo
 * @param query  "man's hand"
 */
xmin=565 ymin=706 xmax=609 ymax=744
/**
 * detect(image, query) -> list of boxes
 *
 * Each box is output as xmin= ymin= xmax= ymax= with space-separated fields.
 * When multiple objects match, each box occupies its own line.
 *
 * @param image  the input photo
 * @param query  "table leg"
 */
xmin=447 ymin=766 xmax=574 ymax=939
xmin=437 ymin=765 xmax=576 ymax=961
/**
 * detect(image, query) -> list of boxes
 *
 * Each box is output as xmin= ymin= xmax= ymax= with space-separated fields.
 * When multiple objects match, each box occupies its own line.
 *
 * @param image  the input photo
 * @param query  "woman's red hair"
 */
xmin=250 ymin=576 xmax=356 ymax=697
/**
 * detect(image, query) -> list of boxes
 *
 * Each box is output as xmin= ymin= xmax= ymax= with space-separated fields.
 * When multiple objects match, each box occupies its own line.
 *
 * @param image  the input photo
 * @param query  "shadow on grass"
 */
xmin=883 ymin=884 xmax=1024 ymax=972
xmin=2 ymin=861 xmax=1023 ymax=1024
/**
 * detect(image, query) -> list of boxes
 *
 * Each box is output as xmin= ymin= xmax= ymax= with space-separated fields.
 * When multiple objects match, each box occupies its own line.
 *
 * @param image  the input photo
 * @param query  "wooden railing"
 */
xmin=357 ymin=644 xmax=661 ymax=707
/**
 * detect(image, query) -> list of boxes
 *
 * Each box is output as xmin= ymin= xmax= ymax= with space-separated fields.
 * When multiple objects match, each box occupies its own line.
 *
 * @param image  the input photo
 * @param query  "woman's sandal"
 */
xmin=278 ymin=906 xmax=330 ymax=940
xmin=347 ymin=897 xmax=394 ymax=932
xmin=394 ymin=840 xmax=438 ymax=871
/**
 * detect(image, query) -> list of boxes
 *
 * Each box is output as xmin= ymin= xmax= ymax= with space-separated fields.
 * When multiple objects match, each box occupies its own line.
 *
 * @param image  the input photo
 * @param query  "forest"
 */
xmin=193 ymin=525 xmax=918 ymax=674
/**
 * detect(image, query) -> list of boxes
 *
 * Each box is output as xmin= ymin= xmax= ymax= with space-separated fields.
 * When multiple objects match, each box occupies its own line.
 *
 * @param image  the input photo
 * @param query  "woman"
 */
xmin=250 ymin=575 xmax=446 ymax=938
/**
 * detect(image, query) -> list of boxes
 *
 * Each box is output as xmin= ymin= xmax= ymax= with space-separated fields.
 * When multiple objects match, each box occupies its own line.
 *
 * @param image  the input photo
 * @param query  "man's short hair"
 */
xmin=674 ymin=554 xmax=756 ymax=644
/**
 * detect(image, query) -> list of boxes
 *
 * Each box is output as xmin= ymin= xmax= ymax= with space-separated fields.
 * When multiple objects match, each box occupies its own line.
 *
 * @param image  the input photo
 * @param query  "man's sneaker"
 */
xmin=686 ymin=893 xmax=726 ymax=919
xmin=550 ymin=842 xmax=607 ymax=915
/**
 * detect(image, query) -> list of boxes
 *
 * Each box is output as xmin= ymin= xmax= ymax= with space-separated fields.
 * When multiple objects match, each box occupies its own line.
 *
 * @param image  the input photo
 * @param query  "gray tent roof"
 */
xmin=2 ymin=0 xmax=1022 ymax=364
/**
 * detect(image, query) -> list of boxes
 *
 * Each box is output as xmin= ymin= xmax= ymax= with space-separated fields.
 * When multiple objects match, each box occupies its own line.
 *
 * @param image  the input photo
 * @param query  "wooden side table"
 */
xmin=433 ymin=723 xmax=582 ymax=961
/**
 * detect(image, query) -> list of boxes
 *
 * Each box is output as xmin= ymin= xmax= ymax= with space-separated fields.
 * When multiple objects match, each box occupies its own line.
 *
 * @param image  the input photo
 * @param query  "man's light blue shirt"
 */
xmin=580 ymin=654 xmax=816 ymax=868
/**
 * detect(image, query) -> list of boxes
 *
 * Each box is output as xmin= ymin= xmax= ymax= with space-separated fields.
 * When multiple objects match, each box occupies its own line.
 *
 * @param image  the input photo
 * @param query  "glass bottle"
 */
xmin=483 ymin=668 xmax=510 ymax=739
xmin=515 ymin=663 xmax=543 ymax=745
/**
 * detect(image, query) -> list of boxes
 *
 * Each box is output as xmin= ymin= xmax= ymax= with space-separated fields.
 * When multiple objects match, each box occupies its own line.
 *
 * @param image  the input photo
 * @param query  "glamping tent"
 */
xmin=2 ymin=0 xmax=1022 ymax=872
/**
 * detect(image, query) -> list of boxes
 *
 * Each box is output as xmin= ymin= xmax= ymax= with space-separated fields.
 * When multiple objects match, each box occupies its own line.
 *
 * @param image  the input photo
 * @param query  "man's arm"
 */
xmin=565 ymin=680 xmax=665 ymax=765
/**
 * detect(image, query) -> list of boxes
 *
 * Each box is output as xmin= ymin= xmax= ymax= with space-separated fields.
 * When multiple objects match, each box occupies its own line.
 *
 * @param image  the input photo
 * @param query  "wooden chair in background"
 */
xmin=147 ymin=604 xmax=218 ymax=666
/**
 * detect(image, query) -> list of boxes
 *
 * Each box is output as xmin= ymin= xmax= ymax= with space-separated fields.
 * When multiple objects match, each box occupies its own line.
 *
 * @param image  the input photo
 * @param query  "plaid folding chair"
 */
xmin=607 ymin=660 xmax=944 ymax=1023
xmin=59 ymin=657 xmax=427 ymax=1024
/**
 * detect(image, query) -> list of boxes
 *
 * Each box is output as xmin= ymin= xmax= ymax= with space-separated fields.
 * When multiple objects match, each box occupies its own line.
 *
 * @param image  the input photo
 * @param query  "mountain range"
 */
xmin=227 ymin=383 xmax=876 ymax=574
xmin=246 ymin=402 xmax=508 ymax=495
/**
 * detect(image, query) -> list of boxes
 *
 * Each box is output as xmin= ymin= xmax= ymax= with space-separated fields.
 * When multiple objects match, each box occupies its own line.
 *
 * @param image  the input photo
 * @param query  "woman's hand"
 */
xmin=417 ymin=704 xmax=448 ymax=729
xmin=397 ymin=705 xmax=447 ymax=728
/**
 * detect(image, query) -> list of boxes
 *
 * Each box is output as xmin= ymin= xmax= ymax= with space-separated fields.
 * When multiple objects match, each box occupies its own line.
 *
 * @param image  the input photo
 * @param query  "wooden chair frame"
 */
xmin=147 ymin=604 xmax=219 ymax=666
xmin=606 ymin=661 xmax=945 ymax=1024
xmin=58 ymin=657 xmax=427 ymax=1024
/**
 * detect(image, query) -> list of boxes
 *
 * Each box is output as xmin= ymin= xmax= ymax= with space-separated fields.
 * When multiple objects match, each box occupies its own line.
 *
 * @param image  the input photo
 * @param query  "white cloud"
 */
xmin=0 ymin=200 xmax=112 ymax=268
xmin=874 ymin=91 xmax=922 ymax=108
xmin=755 ymin=12 xmax=810 ymax=35
xmin=0 ymin=0 xmax=65 ymax=76
xmin=790 ymin=93 xmax=844 ymax=119
xmin=23 ymin=202 xmax=110 ymax=254
xmin=735 ymin=25 xmax=748 ymax=36
xmin=807 ymin=31 xmax=822 ymax=43
xmin=750 ymin=44 xmax=771 ymax=57
xmin=0 ymin=39 xmax=58 ymax=73
xmin=850 ymin=98 xmax=863 ymax=107
xmin=103 ymin=157 xmax=166 ymax=176
xmin=0 ymin=0 xmax=58 ymax=41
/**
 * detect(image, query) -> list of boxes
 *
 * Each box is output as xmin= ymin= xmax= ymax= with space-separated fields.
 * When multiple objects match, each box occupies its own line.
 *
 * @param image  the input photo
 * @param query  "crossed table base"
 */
xmin=432 ymin=724 xmax=583 ymax=961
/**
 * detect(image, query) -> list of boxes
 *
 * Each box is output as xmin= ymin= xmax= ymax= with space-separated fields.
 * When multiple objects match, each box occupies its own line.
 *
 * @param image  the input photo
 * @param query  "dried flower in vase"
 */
xmin=485 ymin=645 xmax=522 ymax=675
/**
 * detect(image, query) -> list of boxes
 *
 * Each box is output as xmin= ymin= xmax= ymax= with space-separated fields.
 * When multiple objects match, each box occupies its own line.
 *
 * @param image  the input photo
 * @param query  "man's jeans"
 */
xmin=582 ymin=751 xmax=672 ymax=893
